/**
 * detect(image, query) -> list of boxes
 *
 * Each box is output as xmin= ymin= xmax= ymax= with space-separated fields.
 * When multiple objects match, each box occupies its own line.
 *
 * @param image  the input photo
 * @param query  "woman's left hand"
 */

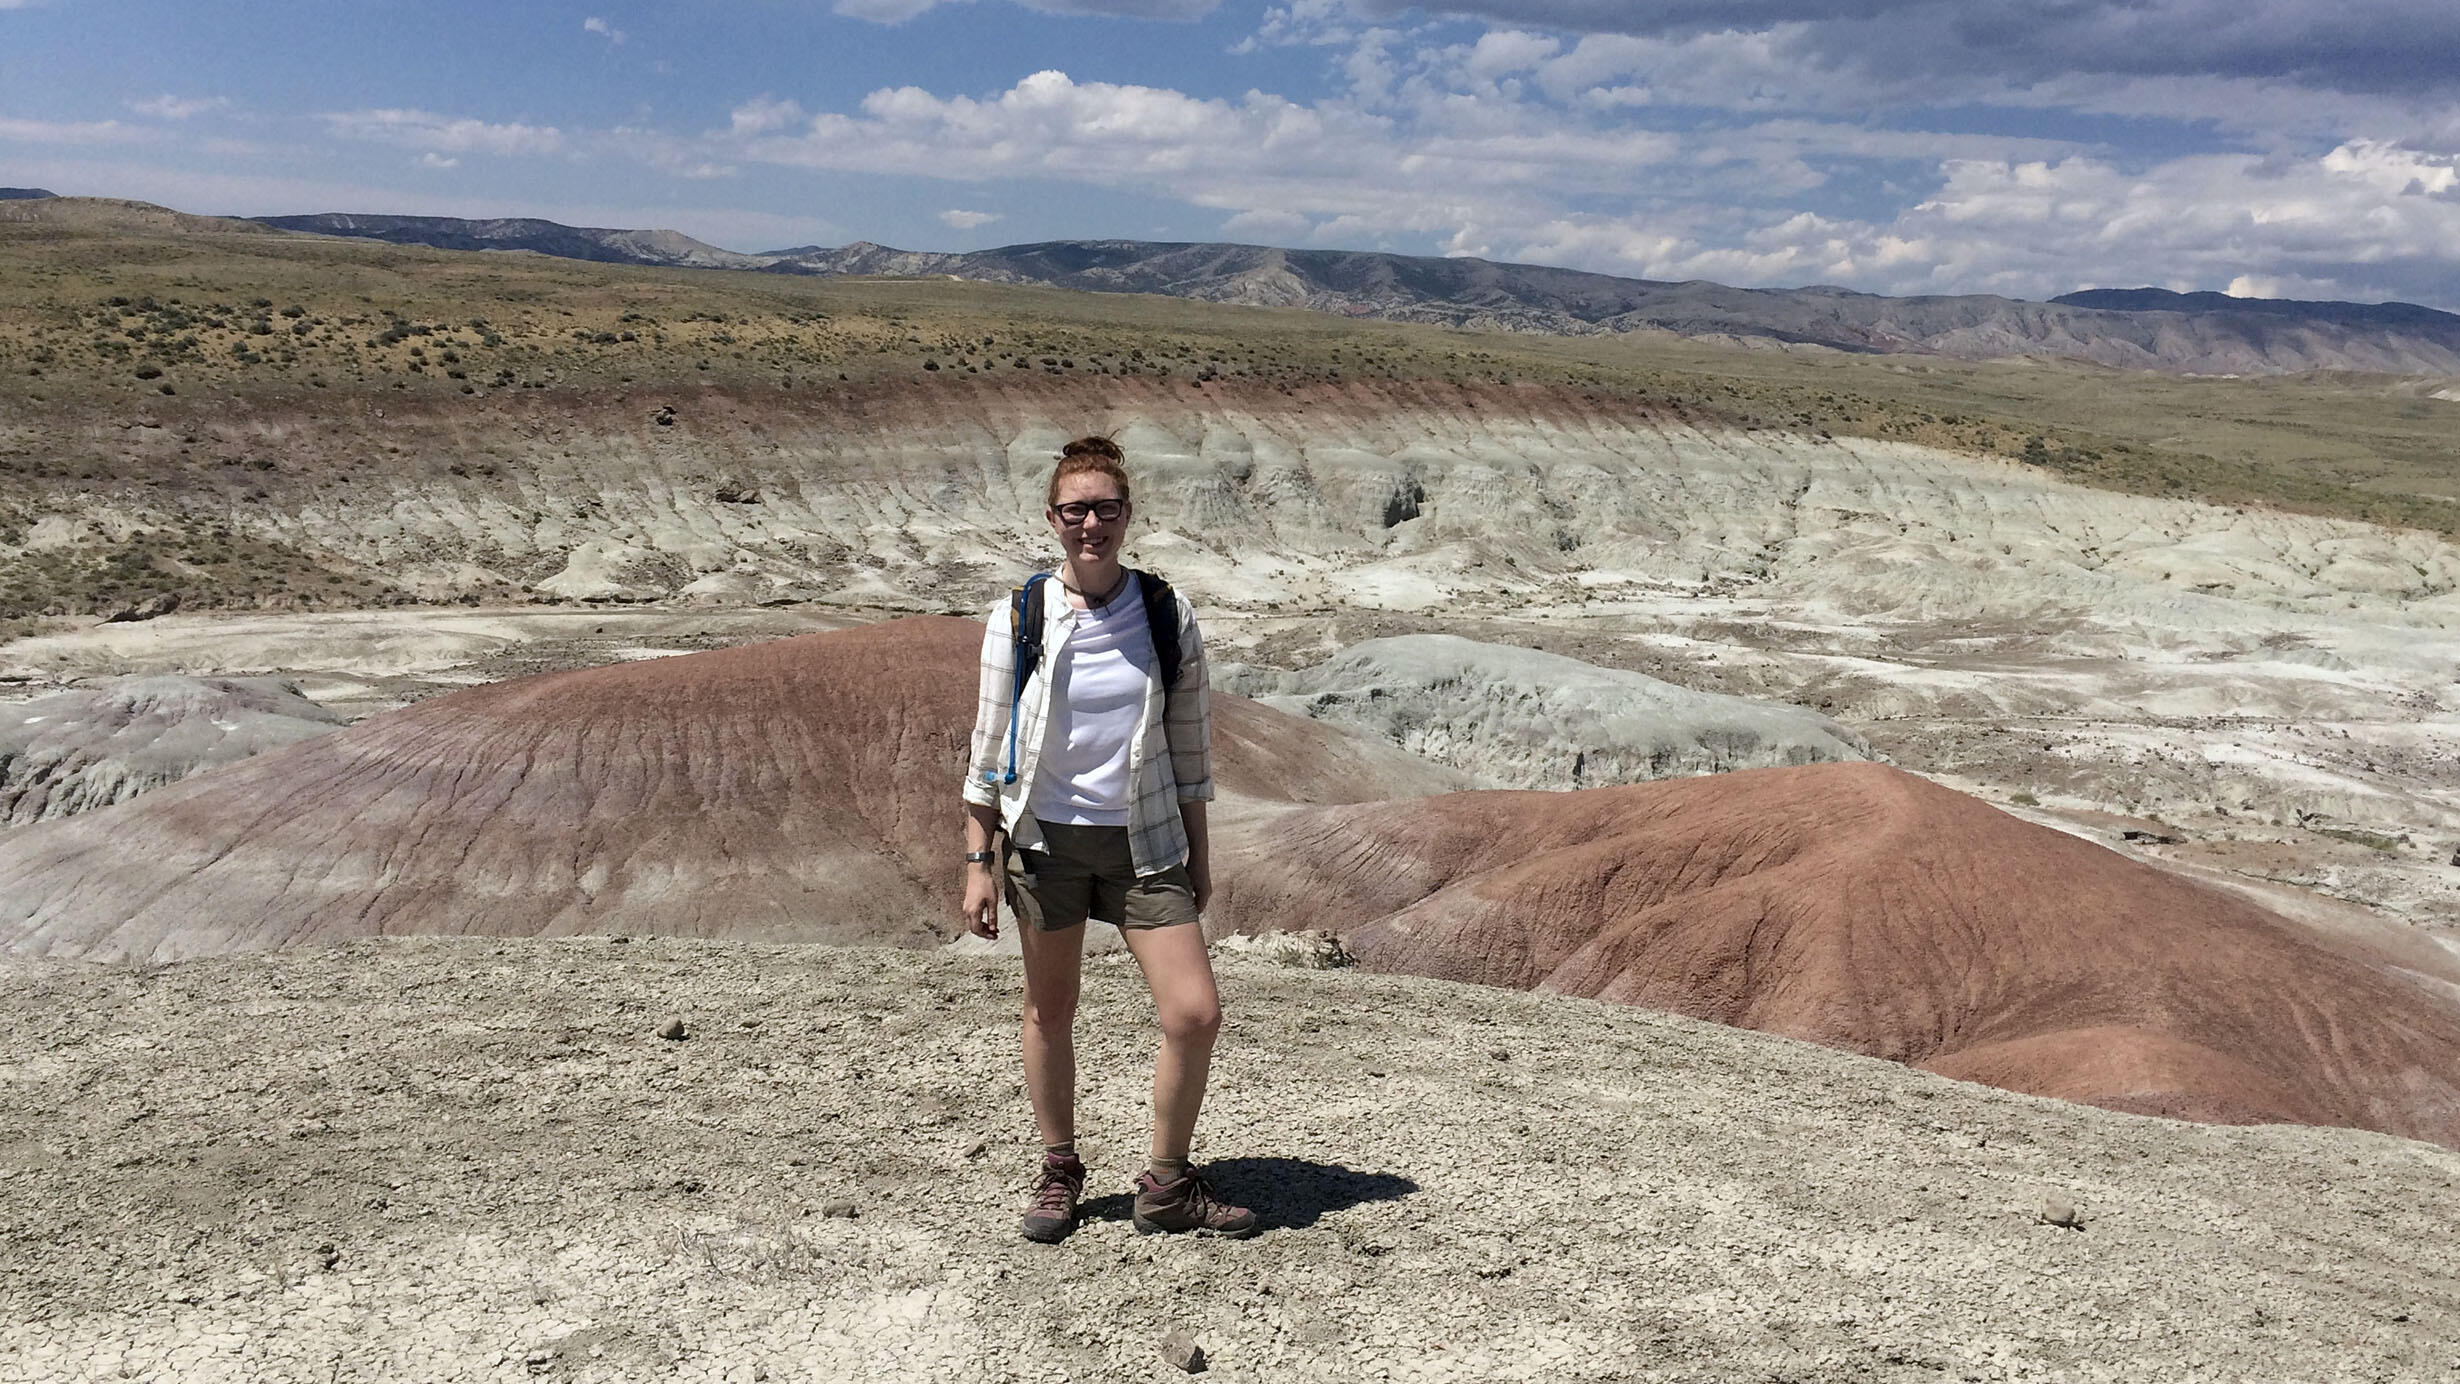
xmin=1187 ymin=857 xmax=1212 ymax=915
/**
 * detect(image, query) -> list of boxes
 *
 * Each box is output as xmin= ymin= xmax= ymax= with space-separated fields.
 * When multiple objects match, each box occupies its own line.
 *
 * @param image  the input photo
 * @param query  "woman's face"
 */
xmin=1047 ymin=472 xmax=1131 ymax=567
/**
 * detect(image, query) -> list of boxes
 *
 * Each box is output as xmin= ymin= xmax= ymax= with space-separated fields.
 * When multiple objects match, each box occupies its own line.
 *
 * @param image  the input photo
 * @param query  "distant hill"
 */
xmin=253 ymin=212 xmax=770 ymax=271
xmin=0 ymin=195 xmax=287 ymax=237
xmin=0 ymin=187 xmax=56 ymax=200
xmin=166 ymin=204 xmax=2460 ymax=376
xmin=762 ymin=239 xmax=2460 ymax=375
xmin=2052 ymin=287 xmax=2460 ymax=332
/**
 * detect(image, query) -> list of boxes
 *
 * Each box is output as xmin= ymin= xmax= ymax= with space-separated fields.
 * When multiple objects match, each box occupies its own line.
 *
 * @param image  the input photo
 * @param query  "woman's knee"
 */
xmin=1022 ymin=991 xmax=1079 ymax=1033
xmin=1159 ymin=996 xmax=1222 ymax=1045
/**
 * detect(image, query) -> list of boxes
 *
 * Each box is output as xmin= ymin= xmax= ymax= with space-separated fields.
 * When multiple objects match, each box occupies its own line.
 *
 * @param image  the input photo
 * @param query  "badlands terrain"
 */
xmin=2 ymin=202 xmax=2459 ymax=1379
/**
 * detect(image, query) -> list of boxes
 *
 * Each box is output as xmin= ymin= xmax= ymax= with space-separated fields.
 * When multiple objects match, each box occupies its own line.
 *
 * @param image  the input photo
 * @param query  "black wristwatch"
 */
xmin=963 ymin=850 xmax=997 ymax=865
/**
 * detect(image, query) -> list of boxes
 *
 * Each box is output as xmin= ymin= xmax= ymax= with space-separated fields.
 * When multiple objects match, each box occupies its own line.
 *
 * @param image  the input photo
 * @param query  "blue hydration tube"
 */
xmin=984 ymin=573 xmax=1050 ymax=786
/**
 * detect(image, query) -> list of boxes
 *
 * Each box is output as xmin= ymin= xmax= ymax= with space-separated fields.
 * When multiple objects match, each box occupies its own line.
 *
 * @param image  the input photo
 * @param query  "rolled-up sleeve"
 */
xmin=962 ymin=601 xmax=1013 ymax=807
xmin=1165 ymin=599 xmax=1213 ymax=802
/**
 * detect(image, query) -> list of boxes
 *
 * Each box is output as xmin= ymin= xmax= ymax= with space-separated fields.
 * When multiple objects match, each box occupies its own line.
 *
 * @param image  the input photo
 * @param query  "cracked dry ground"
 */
xmin=3 ymin=939 xmax=2457 ymax=1384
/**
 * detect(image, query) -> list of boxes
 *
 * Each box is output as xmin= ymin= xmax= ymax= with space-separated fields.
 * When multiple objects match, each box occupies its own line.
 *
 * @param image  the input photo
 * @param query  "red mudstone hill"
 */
xmin=0 ymin=617 xmax=1457 ymax=961
xmin=1207 ymin=763 xmax=2460 ymax=1148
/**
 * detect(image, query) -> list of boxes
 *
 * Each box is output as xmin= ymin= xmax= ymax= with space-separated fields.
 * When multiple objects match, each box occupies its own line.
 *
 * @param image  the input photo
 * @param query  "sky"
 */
xmin=4 ymin=0 xmax=2459 ymax=309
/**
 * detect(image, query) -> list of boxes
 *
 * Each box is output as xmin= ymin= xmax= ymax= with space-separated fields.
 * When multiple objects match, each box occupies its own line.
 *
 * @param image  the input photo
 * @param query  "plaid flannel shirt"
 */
xmin=961 ymin=572 xmax=1213 ymax=876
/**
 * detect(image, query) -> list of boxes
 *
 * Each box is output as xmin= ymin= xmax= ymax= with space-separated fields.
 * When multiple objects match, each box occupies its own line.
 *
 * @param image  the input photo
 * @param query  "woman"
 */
xmin=959 ymin=435 xmax=1256 ymax=1243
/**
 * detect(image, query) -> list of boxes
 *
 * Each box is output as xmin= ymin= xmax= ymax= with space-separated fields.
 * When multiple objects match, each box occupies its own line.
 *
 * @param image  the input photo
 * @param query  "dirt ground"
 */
xmin=3 ymin=939 xmax=2456 ymax=1384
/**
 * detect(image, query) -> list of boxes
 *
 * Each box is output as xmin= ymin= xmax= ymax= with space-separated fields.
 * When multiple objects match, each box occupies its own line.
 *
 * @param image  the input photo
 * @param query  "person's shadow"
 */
xmin=1080 ymin=1157 xmax=1417 ymax=1233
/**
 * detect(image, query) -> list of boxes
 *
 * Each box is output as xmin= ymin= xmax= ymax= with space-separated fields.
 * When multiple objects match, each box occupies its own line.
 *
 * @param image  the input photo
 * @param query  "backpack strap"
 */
xmin=987 ymin=573 xmax=1051 ymax=786
xmin=1132 ymin=569 xmax=1183 ymax=691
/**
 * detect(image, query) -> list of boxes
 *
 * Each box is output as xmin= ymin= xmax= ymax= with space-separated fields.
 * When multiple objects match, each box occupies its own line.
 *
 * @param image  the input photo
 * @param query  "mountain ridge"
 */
xmin=252 ymin=211 xmax=770 ymax=271
xmin=246 ymin=206 xmax=2460 ymax=375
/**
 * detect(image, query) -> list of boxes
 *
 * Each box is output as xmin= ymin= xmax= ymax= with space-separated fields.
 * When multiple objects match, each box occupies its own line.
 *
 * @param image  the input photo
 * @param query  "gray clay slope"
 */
xmin=0 ymin=675 xmax=346 ymax=827
xmin=0 ymin=939 xmax=2453 ymax=1383
xmin=1223 ymin=633 xmax=1871 ymax=788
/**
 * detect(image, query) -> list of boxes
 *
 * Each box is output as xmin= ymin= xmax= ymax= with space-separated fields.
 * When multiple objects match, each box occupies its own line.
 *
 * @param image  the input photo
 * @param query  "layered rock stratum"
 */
xmin=1221 ymin=633 xmax=1871 ymax=787
xmin=0 ymin=619 xmax=1456 ymax=961
xmin=0 ymin=675 xmax=345 ymax=826
xmin=9 ymin=379 xmax=2452 ymax=628
xmin=4 ymin=368 xmax=2455 ymax=928
xmin=1210 ymin=762 xmax=2460 ymax=1147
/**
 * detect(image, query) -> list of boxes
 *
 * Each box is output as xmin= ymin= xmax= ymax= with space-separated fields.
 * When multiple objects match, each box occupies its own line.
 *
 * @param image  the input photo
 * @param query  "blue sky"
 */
xmin=5 ymin=0 xmax=2458 ymax=308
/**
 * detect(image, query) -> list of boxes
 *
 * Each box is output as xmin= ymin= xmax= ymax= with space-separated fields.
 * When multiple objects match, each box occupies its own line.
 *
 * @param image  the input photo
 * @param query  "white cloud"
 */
xmin=728 ymin=96 xmax=807 ymax=137
xmin=1475 ymin=139 xmax=2460 ymax=307
xmin=321 ymin=109 xmax=567 ymax=157
xmin=829 ymin=0 xmax=1217 ymax=19
xmin=722 ymin=68 xmax=1692 ymax=236
xmin=1224 ymin=207 xmax=1311 ymax=238
xmin=1344 ymin=0 xmax=2460 ymax=102
xmin=830 ymin=0 xmax=957 ymax=18
xmin=1464 ymin=29 xmax=1558 ymax=80
xmin=0 ymin=116 xmax=146 ymax=146
xmin=417 ymin=152 xmax=459 ymax=170
xmin=583 ymin=16 xmax=627 ymax=43
xmin=128 ymin=95 xmax=228 ymax=121
xmin=677 ymin=51 xmax=2460 ymax=308
xmin=939 ymin=208 xmax=1001 ymax=229
xmin=606 ymin=125 xmax=739 ymax=180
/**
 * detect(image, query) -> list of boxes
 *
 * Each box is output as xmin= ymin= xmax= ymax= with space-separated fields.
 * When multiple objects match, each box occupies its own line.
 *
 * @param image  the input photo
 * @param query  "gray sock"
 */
xmin=1148 ymin=1155 xmax=1192 ymax=1182
xmin=1044 ymin=1141 xmax=1080 ymax=1165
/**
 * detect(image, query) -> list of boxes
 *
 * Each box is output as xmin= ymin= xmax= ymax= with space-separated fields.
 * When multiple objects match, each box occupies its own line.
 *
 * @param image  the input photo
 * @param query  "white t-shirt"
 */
xmin=1029 ymin=575 xmax=1156 ymax=827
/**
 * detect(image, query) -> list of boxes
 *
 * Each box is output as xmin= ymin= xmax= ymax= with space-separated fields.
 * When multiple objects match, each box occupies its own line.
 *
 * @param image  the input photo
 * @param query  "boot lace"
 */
xmin=1031 ymin=1160 xmax=1084 ymax=1217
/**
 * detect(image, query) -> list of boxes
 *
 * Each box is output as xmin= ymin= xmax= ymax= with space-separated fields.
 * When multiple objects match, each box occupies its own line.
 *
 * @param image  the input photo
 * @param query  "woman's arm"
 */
xmin=1179 ymin=798 xmax=1210 ymax=914
xmin=961 ymin=600 xmax=1016 ymax=938
xmin=960 ymin=800 xmax=1003 ymax=939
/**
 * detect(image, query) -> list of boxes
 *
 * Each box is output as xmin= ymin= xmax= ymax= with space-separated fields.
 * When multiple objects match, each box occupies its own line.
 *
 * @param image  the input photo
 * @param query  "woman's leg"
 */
xmin=1120 ymin=920 xmax=1223 ymax=1161
xmin=1017 ymin=918 xmax=1087 ymax=1148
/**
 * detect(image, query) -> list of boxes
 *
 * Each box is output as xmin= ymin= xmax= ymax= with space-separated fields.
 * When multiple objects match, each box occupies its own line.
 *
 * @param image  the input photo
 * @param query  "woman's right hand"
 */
xmin=962 ymin=864 xmax=1000 ymax=940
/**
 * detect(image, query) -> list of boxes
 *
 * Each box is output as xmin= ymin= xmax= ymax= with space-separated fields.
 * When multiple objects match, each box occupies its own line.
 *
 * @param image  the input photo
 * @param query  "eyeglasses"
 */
xmin=1051 ymin=499 xmax=1126 ymax=524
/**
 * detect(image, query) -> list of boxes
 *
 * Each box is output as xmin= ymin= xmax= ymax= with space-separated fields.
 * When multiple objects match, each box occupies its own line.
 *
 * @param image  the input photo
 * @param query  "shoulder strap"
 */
xmin=1133 ymin=569 xmax=1183 ymax=691
xmin=989 ymin=573 xmax=1052 ymax=786
xmin=1010 ymin=573 xmax=1050 ymax=689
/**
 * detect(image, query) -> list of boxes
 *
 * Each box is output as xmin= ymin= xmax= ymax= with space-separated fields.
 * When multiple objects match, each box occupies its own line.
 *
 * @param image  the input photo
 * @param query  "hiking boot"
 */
xmin=1131 ymin=1168 xmax=1258 ymax=1238
xmin=1019 ymin=1154 xmax=1085 ymax=1243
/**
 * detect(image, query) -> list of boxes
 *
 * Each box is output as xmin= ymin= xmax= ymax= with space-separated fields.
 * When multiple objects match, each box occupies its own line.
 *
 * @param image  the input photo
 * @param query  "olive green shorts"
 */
xmin=1005 ymin=820 xmax=1199 ymax=933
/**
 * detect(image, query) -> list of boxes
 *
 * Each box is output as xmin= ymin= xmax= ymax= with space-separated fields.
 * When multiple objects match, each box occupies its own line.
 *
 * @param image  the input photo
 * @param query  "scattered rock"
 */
xmin=2120 ymin=829 xmax=2182 ymax=845
xmin=1214 ymin=929 xmax=1354 ymax=969
xmin=2038 ymin=1195 xmax=2085 ymax=1229
xmin=962 ymin=1137 xmax=988 ymax=1160
xmin=656 ymin=1017 xmax=687 ymax=1041
xmin=2448 ymin=844 xmax=2458 ymax=868
xmin=1158 ymin=1328 xmax=1205 ymax=1373
xmin=713 ymin=483 xmax=762 ymax=505
xmin=101 ymin=592 xmax=181 ymax=624
xmin=649 ymin=405 xmax=676 ymax=426
xmin=819 ymin=1201 xmax=856 ymax=1219
xmin=315 ymin=1243 xmax=340 ymax=1270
